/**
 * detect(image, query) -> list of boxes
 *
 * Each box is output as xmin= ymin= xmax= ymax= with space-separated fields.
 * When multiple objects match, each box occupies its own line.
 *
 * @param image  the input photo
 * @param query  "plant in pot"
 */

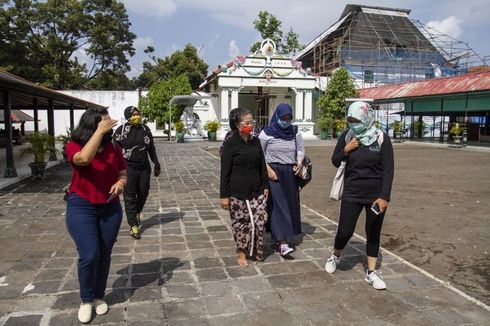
xmin=334 ymin=119 xmax=347 ymax=138
xmin=391 ymin=120 xmax=403 ymax=140
xmin=413 ymin=119 xmax=426 ymax=139
xmin=449 ymin=122 xmax=463 ymax=145
xmin=22 ymin=132 xmax=57 ymax=179
xmin=317 ymin=115 xmax=333 ymax=140
xmin=57 ymin=129 xmax=71 ymax=162
xmin=205 ymin=120 xmax=220 ymax=141
xmin=174 ymin=121 xmax=185 ymax=143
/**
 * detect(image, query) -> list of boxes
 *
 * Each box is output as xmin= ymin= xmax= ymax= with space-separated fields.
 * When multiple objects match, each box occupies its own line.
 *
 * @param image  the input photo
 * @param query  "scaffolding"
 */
xmin=304 ymin=6 xmax=488 ymax=86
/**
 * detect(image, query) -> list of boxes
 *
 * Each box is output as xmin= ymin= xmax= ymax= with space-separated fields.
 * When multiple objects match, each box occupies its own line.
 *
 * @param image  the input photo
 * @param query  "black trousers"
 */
xmin=124 ymin=165 xmax=151 ymax=227
xmin=334 ymin=200 xmax=385 ymax=257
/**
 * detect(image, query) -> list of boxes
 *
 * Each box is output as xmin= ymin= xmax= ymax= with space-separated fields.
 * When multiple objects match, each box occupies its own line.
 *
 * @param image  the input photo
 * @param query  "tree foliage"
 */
xmin=134 ymin=44 xmax=208 ymax=90
xmin=139 ymin=75 xmax=192 ymax=125
xmin=0 ymin=0 xmax=135 ymax=89
xmin=250 ymin=11 xmax=303 ymax=56
xmin=317 ymin=68 xmax=359 ymax=129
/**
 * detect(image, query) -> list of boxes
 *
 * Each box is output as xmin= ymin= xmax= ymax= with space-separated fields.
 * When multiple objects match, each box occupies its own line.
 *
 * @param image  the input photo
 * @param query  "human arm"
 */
xmin=147 ymin=131 xmax=161 ymax=176
xmin=257 ymin=139 xmax=270 ymax=200
xmin=72 ymin=118 xmax=118 ymax=166
xmin=373 ymin=134 xmax=394 ymax=213
xmin=220 ymin=139 xmax=233 ymax=209
xmin=331 ymin=130 xmax=358 ymax=167
xmin=293 ymin=133 xmax=305 ymax=176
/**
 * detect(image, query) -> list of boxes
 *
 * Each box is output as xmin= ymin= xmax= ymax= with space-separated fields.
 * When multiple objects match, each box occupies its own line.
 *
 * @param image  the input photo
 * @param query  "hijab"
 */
xmin=347 ymin=101 xmax=381 ymax=146
xmin=263 ymin=103 xmax=296 ymax=140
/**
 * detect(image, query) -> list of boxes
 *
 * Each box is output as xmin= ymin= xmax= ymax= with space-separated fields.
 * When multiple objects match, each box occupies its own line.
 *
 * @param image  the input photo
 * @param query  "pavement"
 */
xmin=0 ymin=140 xmax=489 ymax=325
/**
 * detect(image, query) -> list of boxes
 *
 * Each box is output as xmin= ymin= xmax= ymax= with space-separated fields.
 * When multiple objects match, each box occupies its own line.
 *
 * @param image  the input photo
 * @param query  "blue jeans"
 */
xmin=66 ymin=193 xmax=122 ymax=302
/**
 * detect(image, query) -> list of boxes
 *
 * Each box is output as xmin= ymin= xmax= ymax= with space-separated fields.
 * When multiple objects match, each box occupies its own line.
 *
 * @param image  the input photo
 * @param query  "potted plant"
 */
xmin=57 ymin=129 xmax=71 ymax=162
xmin=22 ymin=132 xmax=57 ymax=179
xmin=449 ymin=122 xmax=464 ymax=146
xmin=334 ymin=119 xmax=347 ymax=138
xmin=391 ymin=120 xmax=403 ymax=141
xmin=204 ymin=120 xmax=220 ymax=141
xmin=317 ymin=115 xmax=333 ymax=140
xmin=174 ymin=121 xmax=185 ymax=143
xmin=413 ymin=119 xmax=426 ymax=139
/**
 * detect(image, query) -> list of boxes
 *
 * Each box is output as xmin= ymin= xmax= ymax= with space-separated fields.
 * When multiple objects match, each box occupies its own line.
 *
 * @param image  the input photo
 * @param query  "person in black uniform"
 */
xmin=114 ymin=106 xmax=161 ymax=239
xmin=324 ymin=101 xmax=394 ymax=290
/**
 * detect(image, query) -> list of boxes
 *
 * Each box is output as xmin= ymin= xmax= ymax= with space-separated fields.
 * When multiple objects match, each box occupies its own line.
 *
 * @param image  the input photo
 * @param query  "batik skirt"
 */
xmin=229 ymin=194 xmax=268 ymax=258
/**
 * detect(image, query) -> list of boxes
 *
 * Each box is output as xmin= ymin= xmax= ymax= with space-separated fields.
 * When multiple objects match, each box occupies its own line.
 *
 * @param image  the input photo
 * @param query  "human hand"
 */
xmin=373 ymin=198 xmax=388 ymax=214
xmin=154 ymin=166 xmax=161 ymax=177
xmin=293 ymin=162 xmax=303 ymax=176
xmin=97 ymin=118 xmax=118 ymax=135
xmin=263 ymin=189 xmax=269 ymax=201
xmin=220 ymin=198 xmax=230 ymax=210
xmin=344 ymin=137 xmax=360 ymax=155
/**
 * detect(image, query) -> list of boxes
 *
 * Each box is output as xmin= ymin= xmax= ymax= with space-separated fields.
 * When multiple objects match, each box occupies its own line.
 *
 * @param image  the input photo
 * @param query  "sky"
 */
xmin=120 ymin=0 xmax=490 ymax=78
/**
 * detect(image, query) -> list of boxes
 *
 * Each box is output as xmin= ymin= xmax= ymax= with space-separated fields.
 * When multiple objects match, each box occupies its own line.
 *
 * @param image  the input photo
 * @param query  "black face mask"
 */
xmin=101 ymin=129 xmax=114 ymax=144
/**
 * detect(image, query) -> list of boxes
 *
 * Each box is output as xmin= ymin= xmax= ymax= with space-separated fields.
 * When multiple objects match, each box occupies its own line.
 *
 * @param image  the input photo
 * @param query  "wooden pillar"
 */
xmin=47 ymin=100 xmax=57 ymax=161
xmin=69 ymin=104 xmax=75 ymax=132
xmin=3 ymin=91 xmax=18 ymax=177
xmin=33 ymin=97 xmax=39 ymax=132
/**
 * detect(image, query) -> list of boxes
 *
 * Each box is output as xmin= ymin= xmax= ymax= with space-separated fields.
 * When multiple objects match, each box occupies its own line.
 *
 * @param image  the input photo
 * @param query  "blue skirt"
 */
xmin=267 ymin=163 xmax=302 ymax=242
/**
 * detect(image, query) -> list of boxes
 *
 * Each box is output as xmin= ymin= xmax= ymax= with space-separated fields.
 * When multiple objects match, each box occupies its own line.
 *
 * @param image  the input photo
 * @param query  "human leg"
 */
xmin=326 ymin=200 xmax=363 ymax=273
xmin=123 ymin=166 xmax=139 ymax=228
xmin=364 ymin=205 xmax=386 ymax=289
xmin=229 ymin=197 xmax=251 ymax=266
xmin=94 ymin=201 xmax=123 ymax=301
xmin=251 ymin=194 xmax=268 ymax=260
xmin=66 ymin=194 xmax=101 ymax=303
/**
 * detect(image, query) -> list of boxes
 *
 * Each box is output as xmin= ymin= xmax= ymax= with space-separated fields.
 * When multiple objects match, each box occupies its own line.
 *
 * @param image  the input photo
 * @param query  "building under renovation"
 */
xmin=295 ymin=4 xmax=488 ymax=87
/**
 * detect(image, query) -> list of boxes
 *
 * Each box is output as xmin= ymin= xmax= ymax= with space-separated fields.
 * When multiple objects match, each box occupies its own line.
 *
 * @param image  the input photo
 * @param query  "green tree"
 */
xmin=317 ymin=67 xmax=359 ymax=125
xmin=0 ymin=0 xmax=135 ymax=89
xmin=134 ymin=44 xmax=208 ymax=90
xmin=139 ymin=75 xmax=192 ymax=126
xmin=250 ymin=11 xmax=303 ymax=56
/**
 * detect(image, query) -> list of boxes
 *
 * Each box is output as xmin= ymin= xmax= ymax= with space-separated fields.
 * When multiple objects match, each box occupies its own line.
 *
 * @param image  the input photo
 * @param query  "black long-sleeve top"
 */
xmin=220 ymin=133 xmax=269 ymax=200
xmin=114 ymin=123 xmax=160 ymax=169
xmin=332 ymin=130 xmax=394 ymax=204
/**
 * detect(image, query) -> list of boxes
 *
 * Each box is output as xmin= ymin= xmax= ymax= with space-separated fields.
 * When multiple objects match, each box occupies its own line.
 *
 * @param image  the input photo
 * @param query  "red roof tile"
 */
xmin=359 ymin=71 xmax=490 ymax=101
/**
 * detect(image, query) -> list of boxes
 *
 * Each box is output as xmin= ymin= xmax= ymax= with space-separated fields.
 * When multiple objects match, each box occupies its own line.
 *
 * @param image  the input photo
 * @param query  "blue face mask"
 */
xmin=349 ymin=122 xmax=366 ymax=135
xmin=277 ymin=119 xmax=291 ymax=129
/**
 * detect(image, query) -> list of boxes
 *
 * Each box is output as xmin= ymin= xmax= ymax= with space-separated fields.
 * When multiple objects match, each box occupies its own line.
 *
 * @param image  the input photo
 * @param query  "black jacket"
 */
xmin=220 ymin=133 xmax=269 ymax=200
xmin=114 ymin=123 xmax=160 ymax=169
xmin=332 ymin=130 xmax=394 ymax=204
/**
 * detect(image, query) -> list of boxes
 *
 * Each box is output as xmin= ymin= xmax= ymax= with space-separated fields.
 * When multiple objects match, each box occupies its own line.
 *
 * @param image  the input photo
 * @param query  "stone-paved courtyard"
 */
xmin=0 ymin=141 xmax=489 ymax=325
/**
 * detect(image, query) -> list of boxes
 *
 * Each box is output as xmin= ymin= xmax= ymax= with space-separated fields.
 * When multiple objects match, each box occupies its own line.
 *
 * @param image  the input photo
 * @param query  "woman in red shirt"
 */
xmin=65 ymin=107 xmax=127 ymax=323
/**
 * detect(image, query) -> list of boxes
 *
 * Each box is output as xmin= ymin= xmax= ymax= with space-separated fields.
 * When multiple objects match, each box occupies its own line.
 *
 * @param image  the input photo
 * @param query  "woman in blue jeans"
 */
xmin=65 ymin=107 xmax=127 ymax=323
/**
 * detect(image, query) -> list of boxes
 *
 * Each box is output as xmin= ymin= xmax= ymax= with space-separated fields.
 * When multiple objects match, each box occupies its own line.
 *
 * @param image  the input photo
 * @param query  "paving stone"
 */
xmin=4 ymin=315 xmax=43 ymax=326
xmin=126 ymin=301 xmax=165 ymax=322
xmin=165 ymin=284 xmax=200 ymax=299
xmin=205 ymin=293 xmax=244 ymax=315
xmin=196 ymin=268 xmax=228 ymax=282
xmin=193 ymin=257 xmax=224 ymax=269
xmin=164 ymin=299 xmax=207 ymax=319
xmin=232 ymin=277 xmax=271 ymax=293
xmin=200 ymin=281 xmax=233 ymax=297
xmin=241 ymin=291 xmax=282 ymax=310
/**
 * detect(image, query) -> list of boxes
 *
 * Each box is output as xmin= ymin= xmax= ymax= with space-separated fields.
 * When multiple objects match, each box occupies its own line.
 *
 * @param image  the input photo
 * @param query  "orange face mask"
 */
xmin=240 ymin=125 xmax=254 ymax=135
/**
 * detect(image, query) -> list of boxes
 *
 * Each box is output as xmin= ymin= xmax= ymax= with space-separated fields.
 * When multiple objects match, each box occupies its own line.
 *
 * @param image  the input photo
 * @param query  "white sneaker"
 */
xmin=78 ymin=303 xmax=93 ymax=323
xmin=324 ymin=254 xmax=340 ymax=274
xmin=94 ymin=299 xmax=108 ymax=315
xmin=365 ymin=270 xmax=387 ymax=290
xmin=278 ymin=243 xmax=294 ymax=256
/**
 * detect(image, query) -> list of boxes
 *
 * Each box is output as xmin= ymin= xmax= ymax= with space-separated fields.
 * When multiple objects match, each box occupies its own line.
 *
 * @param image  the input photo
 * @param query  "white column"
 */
xmin=294 ymin=90 xmax=304 ymax=121
xmin=304 ymin=90 xmax=313 ymax=122
xmin=230 ymin=88 xmax=239 ymax=111
xmin=220 ymin=88 xmax=229 ymax=121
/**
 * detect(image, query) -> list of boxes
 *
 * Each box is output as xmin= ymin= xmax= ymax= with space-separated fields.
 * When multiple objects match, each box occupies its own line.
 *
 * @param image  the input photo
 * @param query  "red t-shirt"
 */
xmin=66 ymin=141 xmax=126 ymax=204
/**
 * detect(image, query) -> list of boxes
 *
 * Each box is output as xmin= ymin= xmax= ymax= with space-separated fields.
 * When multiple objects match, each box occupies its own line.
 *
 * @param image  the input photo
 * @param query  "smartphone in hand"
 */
xmin=106 ymin=192 xmax=117 ymax=203
xmin=371 ymin=203 xmax=381 ymax=215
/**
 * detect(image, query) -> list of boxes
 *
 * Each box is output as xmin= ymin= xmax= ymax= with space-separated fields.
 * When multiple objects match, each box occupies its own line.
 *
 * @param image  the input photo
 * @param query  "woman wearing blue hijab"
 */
xmin=259 ymin=103 xmax=305 ymax=257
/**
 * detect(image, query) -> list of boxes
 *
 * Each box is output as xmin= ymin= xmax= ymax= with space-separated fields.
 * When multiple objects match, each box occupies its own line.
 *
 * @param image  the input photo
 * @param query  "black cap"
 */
xmin=124 ymin=106 xmax=138 ymax=120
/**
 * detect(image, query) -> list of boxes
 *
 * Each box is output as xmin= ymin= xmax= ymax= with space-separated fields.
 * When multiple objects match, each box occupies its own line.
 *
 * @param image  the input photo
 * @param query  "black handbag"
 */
xmin=297 ymin=155 xmax=312 ymax=190
xmin=294 ymin=127 xmax=312 ymax=190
